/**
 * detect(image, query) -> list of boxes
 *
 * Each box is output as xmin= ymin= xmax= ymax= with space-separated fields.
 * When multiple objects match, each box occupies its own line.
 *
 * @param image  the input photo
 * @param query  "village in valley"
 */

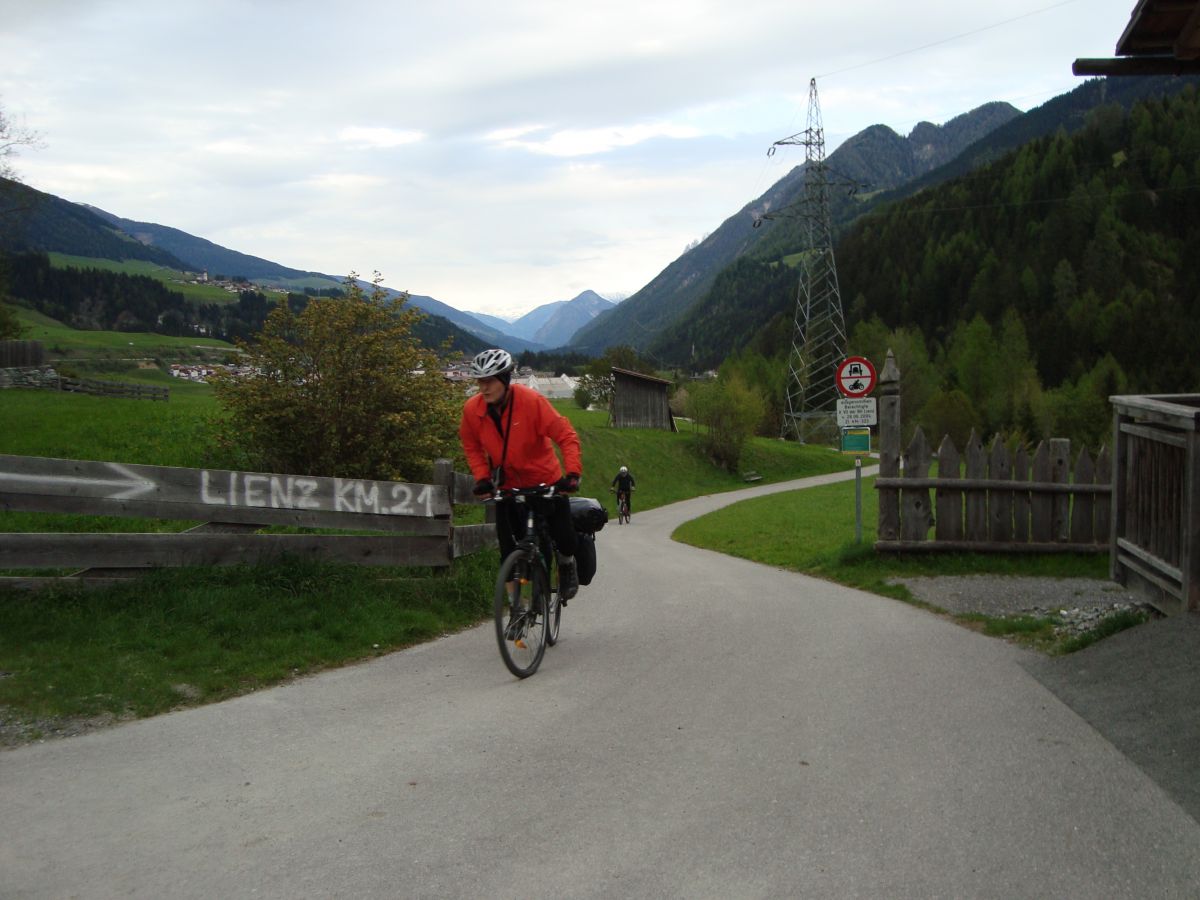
xmin=168 ymin=359 xmax=582 ymax=400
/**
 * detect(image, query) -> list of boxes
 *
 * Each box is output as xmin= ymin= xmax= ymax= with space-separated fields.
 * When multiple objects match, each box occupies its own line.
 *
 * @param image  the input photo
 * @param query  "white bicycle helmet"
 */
xmin=470 ymin=348 xmax=515 ymax=378
xmin=619 ymin=466 xmax=628 ymax=473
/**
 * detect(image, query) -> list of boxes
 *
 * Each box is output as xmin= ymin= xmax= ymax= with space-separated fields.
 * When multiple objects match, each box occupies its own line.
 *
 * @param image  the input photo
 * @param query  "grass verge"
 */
xmin=0 ymin=554 xmax=495 ymax=744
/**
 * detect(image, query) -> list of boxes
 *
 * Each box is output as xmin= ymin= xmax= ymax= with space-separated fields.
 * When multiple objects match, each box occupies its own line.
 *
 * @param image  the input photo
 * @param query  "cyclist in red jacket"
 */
xmin=459 ymin=348 xmax=582 ymax=599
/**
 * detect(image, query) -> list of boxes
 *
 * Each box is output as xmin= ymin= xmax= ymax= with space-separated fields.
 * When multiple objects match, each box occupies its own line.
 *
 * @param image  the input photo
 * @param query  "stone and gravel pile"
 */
xmin=888 ymin=575 xmax=1159 ymax=637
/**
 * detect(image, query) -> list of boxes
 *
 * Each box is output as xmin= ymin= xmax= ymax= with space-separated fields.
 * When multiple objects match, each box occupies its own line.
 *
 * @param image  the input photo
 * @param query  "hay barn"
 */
xmin=610 ymin=367 xmax=676 ymax=431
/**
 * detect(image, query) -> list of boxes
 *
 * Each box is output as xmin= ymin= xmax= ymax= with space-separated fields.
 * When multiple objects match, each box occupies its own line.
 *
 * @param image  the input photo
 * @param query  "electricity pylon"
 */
xmin=773 ymin=78 xmax=847 ymax=444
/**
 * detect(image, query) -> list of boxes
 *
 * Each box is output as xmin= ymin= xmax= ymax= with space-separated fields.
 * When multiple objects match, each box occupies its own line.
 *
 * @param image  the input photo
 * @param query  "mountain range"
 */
xmin=1 ymin=184 xmax=617 ymax=354
xmin=568 ymin=75 xmax=1200 ymax=363
xmin=5 ymin=74 xmax=1195 ymax=366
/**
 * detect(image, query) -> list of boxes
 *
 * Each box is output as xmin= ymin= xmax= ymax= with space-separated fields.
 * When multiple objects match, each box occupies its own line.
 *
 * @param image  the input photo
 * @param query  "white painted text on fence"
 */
xmin=199 ymin=470 xmax=435 ymax=516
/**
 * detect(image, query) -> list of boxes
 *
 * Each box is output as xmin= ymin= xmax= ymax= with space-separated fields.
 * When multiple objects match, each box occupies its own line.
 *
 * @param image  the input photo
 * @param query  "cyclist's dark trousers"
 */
xmin=496 ymin=494 xmax=578 ymax=561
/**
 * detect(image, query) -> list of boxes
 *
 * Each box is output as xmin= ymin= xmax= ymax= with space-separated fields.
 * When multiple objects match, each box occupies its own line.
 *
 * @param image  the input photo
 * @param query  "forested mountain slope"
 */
xmin=836 ymin=86 xmax=1200 ymax=394
xmin=653 ymin=75 xmax=1200 ymax=371
xmin=569 ymin=101 xmax=1021 ymax=356
xmin=0 ymin=179 xmax=189 ymax=269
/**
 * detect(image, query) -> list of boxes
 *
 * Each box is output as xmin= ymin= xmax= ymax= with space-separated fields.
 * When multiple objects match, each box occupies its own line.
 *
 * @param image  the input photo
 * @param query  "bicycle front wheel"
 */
xmin=546 ymin=556 xmax=562 ymax=647
xmin=494 ymin=550 xmax=549 ymax=678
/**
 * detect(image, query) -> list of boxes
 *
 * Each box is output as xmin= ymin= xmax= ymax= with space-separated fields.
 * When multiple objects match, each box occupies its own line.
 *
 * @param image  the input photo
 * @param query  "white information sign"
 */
xmin=836 ymin=397 xmax=878 ymax=427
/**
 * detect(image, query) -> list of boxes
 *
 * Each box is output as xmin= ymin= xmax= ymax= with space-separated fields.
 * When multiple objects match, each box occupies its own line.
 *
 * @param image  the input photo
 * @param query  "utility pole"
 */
xmin=774 ymin=78 xmax=847 ymax=444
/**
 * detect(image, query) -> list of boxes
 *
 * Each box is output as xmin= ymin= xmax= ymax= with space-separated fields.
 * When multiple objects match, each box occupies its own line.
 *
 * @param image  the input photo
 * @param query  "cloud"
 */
xmin=336 ymin=127 xmax=426 ymax=149
xmin=488 ymin=122 xmax=705 ymax=157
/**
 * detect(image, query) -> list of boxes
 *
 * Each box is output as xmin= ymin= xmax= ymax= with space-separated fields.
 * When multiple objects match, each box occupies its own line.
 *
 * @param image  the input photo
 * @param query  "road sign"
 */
xmin=837 ymin=397 xmax=878 ymax=427
xmin=836 ymin=356 xmax=877 ymax=398
xmin=840 ymin=427 xmax=871 ymax=455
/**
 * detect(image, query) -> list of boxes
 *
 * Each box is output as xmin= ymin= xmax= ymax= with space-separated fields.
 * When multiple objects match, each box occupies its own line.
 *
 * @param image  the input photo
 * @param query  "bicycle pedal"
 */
xmin=514 ymin=638 xmax=527 ymax=649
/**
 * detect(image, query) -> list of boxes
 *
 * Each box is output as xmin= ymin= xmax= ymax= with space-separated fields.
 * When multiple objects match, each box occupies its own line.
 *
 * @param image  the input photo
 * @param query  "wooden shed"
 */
xmin=610 ymin=367 xmax=676 ymax=431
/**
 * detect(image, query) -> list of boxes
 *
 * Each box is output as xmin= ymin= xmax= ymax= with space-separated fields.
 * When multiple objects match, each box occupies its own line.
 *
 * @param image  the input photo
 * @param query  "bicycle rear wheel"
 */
xmin=494 ymin=550 xmax=549 ymax=678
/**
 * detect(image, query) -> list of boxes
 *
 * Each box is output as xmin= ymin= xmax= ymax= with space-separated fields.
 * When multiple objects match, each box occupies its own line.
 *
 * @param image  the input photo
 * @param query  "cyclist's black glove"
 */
xmin=555 ymin=473 xmax=580 ymax=493
xmin=472 ymin=478 xmax=495 ymax=498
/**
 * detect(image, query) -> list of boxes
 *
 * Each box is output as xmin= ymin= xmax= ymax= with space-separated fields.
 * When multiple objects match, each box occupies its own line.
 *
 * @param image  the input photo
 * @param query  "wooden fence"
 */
xmin=875 ymin=429 xmax=1111 ymax=553
xmin=1110 ymin=394 xmax=1200 ymax=615
xmin=0 ymin=455 xmax=495 ymax=589
xmin=873 ymin=350 xmax=1111 ymax=554
xmin=0 ymin=340 xmax=44 ymax=368
xmin=0 ymin=367 xmax=170 ymax=401
xmin=56 ymin=376 xmax=170 ymax=402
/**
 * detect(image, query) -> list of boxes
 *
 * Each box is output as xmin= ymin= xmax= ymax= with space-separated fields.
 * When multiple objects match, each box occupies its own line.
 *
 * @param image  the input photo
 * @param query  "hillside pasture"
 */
xmin=47 ymin=253 xmax=244 ymax=305
xmin=13 ymin=306 xmax=235 ymax=363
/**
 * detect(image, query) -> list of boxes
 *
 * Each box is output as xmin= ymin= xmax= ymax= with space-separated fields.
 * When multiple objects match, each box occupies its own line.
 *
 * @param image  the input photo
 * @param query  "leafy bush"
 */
xmin=210 ymin=273 xmax=462 ymax=481
xmin=686 ymin=374 xmax=765 ymax=471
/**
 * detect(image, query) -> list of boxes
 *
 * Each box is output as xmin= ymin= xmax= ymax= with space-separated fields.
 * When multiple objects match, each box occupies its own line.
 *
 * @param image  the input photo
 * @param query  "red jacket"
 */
xmin=460 ymin=383 xmax=583 ymax=488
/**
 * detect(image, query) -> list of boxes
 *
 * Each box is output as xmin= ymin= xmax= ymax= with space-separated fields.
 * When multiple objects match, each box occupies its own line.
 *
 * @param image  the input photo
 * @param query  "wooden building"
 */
xmin=610 ymin=367 xmax=676 ymax=431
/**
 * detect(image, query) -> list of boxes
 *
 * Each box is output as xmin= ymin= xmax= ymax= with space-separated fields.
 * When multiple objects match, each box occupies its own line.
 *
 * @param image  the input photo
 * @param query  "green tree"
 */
xmin=686 ymin=374 xmax=765 ymax=471
xmin=915 ymin=389 xmax=979 ymax=451
xmin=210 ymin=273 xmax=462 ymax=481
xmin=1 ymin=102 xmax=41 ymax=182
xmin=0 ymin=295 xmax=23 ymax=339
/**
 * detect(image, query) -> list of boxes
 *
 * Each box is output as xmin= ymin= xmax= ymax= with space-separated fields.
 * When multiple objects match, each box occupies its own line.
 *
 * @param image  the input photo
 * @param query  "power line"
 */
xmin=815 ymin=0 xmax=1082 ymax=80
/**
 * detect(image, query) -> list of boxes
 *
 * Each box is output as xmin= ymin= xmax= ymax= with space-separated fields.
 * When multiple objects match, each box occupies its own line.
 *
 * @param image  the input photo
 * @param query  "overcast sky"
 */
xmin=1 ymin=0 xmax=1136 ymax=318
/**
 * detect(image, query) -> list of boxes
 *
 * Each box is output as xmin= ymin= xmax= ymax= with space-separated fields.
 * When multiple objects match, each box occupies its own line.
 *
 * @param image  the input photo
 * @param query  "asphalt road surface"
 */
xmin=3 ymin=469 xmax=1199 ymax=899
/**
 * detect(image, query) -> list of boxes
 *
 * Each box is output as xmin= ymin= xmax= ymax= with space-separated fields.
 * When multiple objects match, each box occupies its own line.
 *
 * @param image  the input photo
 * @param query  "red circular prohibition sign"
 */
xmin=835 ymin=356 xmax=877 ymax=398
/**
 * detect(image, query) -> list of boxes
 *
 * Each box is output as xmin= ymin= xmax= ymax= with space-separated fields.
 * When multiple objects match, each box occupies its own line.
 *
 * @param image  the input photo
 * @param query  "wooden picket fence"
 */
xmin=1 ymin=369 xmax=170 ymax=401
xmin=0 ymin=455 xmax=495 ymax=589
xmin=1110 ymin=393 xmax=1200 ymax=615
xmin=0 ymin=340 xmax=44 ymax=368
xmin=874 ymin=429 xmax=1110 ymax=553
xmin=57 ymin=376 xmax=170 ymax=402
xmin=873 ymin=350 xmax=1111 ymax=554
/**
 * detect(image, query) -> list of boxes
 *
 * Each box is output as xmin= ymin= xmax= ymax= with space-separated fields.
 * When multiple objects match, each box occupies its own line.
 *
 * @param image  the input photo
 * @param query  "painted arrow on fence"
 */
xmin=0 ymin=463 xmax=158 ymax=500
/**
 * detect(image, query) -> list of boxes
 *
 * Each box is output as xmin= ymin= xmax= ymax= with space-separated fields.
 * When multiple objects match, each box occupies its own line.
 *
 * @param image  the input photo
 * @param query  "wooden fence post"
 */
xmin=900 ymin=427 xmax=932 ymax=542
xmin=1095 ymin=445 xmax=1112 ymax=550
xmin=1031 ymin=442 xmax=1053 ymax=543
xmin=877 ymin=350 xmax=901 ymax=542
xmin=1013 ymin=445 xmax=1031 ymax=543
xmin=935 ymin=435 xmax=963 ymax=542
xmin=965 ymin=430 xmax=987 ymax=542
xmin=1071 ymin=447 xmax=1096 ymax=544
xmin=989 ymin=436 xmax=1013 ymax=543
xmin=1051 ymin=438 xmax=1071 ymax=543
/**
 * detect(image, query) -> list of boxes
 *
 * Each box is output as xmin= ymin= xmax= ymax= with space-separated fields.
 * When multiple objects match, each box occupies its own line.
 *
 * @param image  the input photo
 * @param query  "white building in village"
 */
xmin=518 ymin=373 xmax=579 ymax=399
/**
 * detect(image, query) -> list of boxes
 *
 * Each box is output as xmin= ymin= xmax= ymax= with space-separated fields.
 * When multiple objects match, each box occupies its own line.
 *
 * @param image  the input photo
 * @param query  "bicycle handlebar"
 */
xmin=485 ymin=484 xmax=557 ymax=502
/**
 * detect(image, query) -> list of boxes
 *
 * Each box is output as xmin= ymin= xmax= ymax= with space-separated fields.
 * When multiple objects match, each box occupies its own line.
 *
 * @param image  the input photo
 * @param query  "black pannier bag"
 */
xmin=575 ymin=531 xmax=597 ymax=585
xmin=568 ymin=496 xmax=605 ymax=586
xmin=569 ymin=496 xmax=608 ymax=534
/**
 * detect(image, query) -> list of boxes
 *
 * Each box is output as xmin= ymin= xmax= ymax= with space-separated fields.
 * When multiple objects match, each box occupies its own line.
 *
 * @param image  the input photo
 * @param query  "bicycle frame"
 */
xmin=504 ymin=487 xmax=557 ymax=571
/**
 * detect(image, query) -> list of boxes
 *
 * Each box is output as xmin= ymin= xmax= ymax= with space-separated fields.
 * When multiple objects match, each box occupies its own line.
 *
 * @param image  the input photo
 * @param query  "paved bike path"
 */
xmin=3 ymin=467 xmax=1199 ymax=898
